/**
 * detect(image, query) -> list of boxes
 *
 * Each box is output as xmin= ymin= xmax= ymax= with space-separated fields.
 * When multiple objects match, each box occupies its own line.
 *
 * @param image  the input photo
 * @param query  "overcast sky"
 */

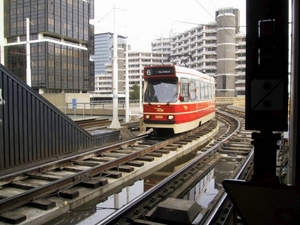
xmin=92 ymin=0 xmax=246 ymax=51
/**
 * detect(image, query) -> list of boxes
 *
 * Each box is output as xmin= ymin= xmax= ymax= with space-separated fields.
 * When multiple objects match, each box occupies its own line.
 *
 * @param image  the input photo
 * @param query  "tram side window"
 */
xmin=200 ymin=81 xmax=205 ymax=100
xmin=210 ymin=83 xmax=214 ymax=99
xmin=189 ymin=79 xmax=196 ymax=101
xmin=180 ymin=78 xmax=189 ymax=102
xmin=204 ymin=82 xmax=209 ymax=100
xmin=195 ymin=80 xmax=200 ymax=101
xmin=209 ymin=83 xmax=212 ymax=99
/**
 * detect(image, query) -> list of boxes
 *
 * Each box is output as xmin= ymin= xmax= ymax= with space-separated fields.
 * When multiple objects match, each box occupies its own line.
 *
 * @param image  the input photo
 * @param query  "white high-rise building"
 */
xmin=152 ymin=38 xmax=171 ymax=53
xmin=92 ymin=8 xmax=246 ymax=98
xmin=170 ymin=22 xmax=218 ymax=75
xmin=167 ymin=8 xmax=246 ymax=96
xmin=127 ymin=51 xmax=170 ymax=86
xmin=235 ymin=33 xmax=246 ymax=96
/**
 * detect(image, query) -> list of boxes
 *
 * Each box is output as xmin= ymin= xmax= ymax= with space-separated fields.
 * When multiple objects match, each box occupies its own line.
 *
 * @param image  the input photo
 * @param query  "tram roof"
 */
xmin=174 ymin=65 xmax=215 ymax=82
xmin=143 ymin=65 xmax=215 ymax=82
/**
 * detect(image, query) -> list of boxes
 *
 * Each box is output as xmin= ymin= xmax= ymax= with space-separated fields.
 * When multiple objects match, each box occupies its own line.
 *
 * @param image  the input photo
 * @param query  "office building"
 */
xmin=92 ymin=33 xmax=127 ymax=76
xmin=2 ymin=0 xmax=95 ymax=93
xmin=93 ymin=33 xmax=127 ymax=97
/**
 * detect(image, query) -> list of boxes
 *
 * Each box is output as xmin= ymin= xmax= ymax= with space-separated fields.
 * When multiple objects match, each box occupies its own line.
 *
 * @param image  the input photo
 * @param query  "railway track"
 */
xmin=99 ymin=109 xmax=254 ymax=225
xmin=75 ymin=117 xmax=140 ymax=132
xmin=200 ymin=110 xmax=254 ymax=225
xmin=0 ymin=117 xmax=219 ymax=224
xmin=75 ymin=118 xmax=122 ymax=129
xmin=0 ymin=108 xmax=252 ymax=225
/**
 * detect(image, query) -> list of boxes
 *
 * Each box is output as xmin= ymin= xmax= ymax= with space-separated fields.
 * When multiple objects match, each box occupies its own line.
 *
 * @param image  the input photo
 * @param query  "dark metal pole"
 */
xmin=251 ymin=131 xmax=281 ymax=182
xmin=288 ymin=0 xmax=300 ymax=185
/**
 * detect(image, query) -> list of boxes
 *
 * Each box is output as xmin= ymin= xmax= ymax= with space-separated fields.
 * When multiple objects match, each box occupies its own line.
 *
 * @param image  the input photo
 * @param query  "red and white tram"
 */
xmin=143 ymin=65 xmax=216 ymax=134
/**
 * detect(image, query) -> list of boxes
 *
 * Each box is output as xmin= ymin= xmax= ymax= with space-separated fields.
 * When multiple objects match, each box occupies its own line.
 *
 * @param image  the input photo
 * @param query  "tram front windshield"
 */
xmin=144 ymin=80 xmax=178 ymax=103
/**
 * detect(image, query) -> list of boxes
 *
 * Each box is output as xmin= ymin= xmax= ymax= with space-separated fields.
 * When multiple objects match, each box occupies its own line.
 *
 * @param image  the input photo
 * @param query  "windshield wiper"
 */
xmin=146 ymin=94 xmax=151 ymax=105
xmin=166 ymin=93 xmax=177 ymax=105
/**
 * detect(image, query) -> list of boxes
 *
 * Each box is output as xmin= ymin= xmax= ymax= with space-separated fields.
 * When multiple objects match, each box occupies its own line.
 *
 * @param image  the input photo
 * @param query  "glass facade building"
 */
xmin=3 ymin=0 xmax=94 ymax=93
xmin=93 ymin=33 xmax=113 ymax=76
xmin=92 ymin=33 xmax=127 ymax=95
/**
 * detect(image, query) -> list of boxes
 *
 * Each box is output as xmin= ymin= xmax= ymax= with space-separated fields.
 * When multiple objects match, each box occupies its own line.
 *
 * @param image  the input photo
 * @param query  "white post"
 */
xmin=125 ymin=38 xmax=130 ymax=122
xmin=126 ymin=186 xmax=130 ymax=202
xmin=26 ymin=18 xmax=31 ymax=87
xmin=114 ymin=193 xmax=120 ymax=209
xmin=0 ymin=1 xmax=5 ymax=65
xmin=110 ymin=6 xmax=121 ymax=129
xmin=139 ymin=65 xmax=143 ymax=113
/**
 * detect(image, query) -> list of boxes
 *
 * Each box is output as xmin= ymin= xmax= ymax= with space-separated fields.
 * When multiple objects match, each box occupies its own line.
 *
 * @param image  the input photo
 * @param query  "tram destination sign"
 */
xmin=145 ymin=67 xmax=175 ymax=76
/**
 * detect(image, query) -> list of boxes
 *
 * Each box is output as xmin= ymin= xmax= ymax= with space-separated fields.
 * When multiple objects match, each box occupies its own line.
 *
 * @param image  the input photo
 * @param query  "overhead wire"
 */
xmin=168 ymin=1 xmax=244 ymax=67
xmin=194 ymin=0 xmax=244 ymax=90
xmin=195 ymin=0 xmax=238 ymax=41
xmin=96 ymin=8 xmax=114 ymax=23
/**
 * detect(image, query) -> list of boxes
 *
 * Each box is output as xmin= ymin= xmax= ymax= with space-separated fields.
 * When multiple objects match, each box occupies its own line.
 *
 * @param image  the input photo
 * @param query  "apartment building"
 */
xmin=127 ymin=51 xmax=171 ymax=86
xmin=93 ymin=8 xmax=246 ymax=98
xmin=2 ymin=0 xmax=95 ymax=94
xmin=170 ymin=22 xmax=217 ymax=73
xmin=235 ymin=33 xmax=246 ymax=96
xmin=93 ymin=35 xmax=170 ymax=97
xmin=169 ymin=8 xmax=246 ymax=96
xmin=152 ymin=37 xmax=171 ymax=54
xmin=146 ymin=8 xmax=246 ymax=97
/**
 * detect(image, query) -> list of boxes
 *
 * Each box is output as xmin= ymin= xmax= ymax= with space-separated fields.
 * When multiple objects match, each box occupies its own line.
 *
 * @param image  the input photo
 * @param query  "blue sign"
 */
xmin=72 ymin=98 xmax=77 ymax=109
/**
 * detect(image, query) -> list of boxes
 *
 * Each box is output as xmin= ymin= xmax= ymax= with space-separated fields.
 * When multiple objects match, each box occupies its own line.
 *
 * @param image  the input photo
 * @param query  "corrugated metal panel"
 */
xmin=0 ymin=64 xmax=119 ymax=172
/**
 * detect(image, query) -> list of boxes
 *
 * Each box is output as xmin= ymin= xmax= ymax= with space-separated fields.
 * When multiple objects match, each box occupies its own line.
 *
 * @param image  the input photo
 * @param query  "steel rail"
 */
xmin=99 ymin=112 xmax=241 ymax=225
xmin=200 ymin=149 xmax=254 ymax=225
xmin=0 ymin=122 xmax=212 ymax=213
xmin=200 ymin=110 xmax=253 ymax=225
xmin=0 ymin=134 xmax=148 ymax=181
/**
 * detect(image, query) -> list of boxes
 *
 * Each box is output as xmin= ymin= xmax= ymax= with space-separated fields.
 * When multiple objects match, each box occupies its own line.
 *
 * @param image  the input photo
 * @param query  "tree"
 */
xmin=129 ymin=83 xmax=140 ymax=100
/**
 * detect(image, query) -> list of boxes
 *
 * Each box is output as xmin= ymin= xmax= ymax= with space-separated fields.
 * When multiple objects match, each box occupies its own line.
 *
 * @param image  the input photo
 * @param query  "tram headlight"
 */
xmin=168 ymin=115 xmax=174 ymax=120
xmin=145 ymin=115 xmax=150 ymax=119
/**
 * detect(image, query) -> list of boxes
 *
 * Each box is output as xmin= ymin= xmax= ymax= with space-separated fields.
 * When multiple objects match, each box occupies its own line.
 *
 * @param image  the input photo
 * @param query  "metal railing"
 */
xmin=0 ymin=64 xmax=120 ymax=171
xmin=61 ymin=98 xmax=246 ymax=119
xmin=215 ymin=97 xmax=245 ymax=108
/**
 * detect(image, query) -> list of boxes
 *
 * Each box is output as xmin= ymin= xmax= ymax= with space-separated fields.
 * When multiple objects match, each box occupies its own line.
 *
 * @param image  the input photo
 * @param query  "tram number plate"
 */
xmin=155 ymin=115 xmax=163 ymax=119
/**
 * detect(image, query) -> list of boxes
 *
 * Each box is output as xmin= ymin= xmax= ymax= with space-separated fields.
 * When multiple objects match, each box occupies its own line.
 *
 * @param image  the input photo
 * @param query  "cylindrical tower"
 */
xmin=216 ymin=13 xmax=236 ymax=97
